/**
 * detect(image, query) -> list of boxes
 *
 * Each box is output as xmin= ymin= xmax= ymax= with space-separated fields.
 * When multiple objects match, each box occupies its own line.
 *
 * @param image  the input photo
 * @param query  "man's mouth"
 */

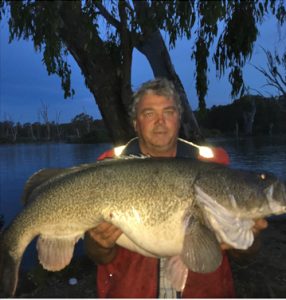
xmin=153 ymin=126 xmax=167 ymax=134
xmin=153 ymin=131 xmax=167 ymax=134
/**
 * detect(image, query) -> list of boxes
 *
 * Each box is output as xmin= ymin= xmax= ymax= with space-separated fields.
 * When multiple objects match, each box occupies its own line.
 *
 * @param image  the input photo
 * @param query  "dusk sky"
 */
xmin=0 ymin=13 xmax=285 ymax=124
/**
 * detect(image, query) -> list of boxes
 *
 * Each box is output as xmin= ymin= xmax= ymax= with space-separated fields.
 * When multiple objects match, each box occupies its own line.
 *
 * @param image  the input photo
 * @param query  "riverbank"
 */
xmin=231 ymin=217 xmax=286 ymax=298
xmin=15 ymin=218 xmax=286 ymax=298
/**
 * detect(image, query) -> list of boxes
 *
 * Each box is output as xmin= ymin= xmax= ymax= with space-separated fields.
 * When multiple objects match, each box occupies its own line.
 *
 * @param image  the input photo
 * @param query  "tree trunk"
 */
xmin=58 ymin=2 xmax=134 ymax=145
xmin=243 ymin=99 xmax=256 ymax=136
xmin=133 ymin=1 xmax=203 ymax=143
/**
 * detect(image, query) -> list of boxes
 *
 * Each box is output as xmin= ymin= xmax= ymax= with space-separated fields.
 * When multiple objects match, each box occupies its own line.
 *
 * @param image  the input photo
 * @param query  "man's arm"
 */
xmin=84 ymin=222 xmax=123 ymax=264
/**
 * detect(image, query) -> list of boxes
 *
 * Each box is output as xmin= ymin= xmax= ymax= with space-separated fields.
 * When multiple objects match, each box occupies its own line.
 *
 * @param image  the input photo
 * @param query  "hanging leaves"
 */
xmin=1 ymin=0 xmax=285 ymax=109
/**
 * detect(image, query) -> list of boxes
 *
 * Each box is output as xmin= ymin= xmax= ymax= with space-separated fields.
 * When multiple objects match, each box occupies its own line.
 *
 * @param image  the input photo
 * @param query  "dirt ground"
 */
xmin=15 ymin=218 xmax=286 ymax=298
xmin=230 ymin=217 xmax=286 ymax=298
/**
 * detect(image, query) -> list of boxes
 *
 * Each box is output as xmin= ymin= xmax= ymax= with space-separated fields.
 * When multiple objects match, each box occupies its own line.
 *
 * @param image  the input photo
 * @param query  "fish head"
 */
xmin=262 ymin=176 xmax=286 ymax=215
xmin=196 ymin=163 xmax=286 ymax=218
xmin=241 ymin=171 xmax=286 ymax=216
xmin=239 ymin=170 xmax=286 ymax=217
xmin=193 ymin=164 xmax=286 ymax=250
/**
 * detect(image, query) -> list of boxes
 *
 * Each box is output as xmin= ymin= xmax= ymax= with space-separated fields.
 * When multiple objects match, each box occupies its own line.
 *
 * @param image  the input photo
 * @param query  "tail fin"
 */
xmin=0 ymin=237 xmax=21 ymax=297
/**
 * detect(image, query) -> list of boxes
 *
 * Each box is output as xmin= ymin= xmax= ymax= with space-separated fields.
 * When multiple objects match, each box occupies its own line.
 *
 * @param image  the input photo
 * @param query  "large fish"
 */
xmin=1 ymin=157 xmax=286 ymax=297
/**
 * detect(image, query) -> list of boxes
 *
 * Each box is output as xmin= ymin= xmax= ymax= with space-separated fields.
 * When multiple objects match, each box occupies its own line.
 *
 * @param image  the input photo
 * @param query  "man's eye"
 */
xmin=144 ymin=111 xmax=154 ymax=118
xmin=164 ymin=109 xmax=176 ymax=116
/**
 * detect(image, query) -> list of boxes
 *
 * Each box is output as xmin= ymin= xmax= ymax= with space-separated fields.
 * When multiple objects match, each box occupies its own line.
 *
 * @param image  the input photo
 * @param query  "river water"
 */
xmin=207 ymin=135 xmax=286 ymax=180
xmin=0 ymin=136 xmax=286 ymax=269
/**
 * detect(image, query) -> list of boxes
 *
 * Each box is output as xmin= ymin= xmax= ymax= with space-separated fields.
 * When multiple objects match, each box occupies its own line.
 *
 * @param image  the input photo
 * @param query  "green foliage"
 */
xmin=71 ymin=113 xmax=94 ymax=124
xmin=192 ymin=35 xmax=209 ymax=112
xmin=149 ymin=1 xmax=196 ymax=46
xmin=1 ymin=0 xmax=285 ymax=111
xmin=214 ymin=2 xmax=260 ymax=97
xmin=5 ymin=1 xmax=74 ymax=98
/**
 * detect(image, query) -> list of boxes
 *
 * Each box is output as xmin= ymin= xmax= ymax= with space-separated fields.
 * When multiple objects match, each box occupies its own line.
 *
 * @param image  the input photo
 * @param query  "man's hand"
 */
xmin=87 ymin=222 xmax=123 ymax=248
xmin=222 ymin=218 xmax=268 ymax=263
xmin=84 ymin=222 xmax=123 ymax=264
xmin=252 ymin=218 xmax=268 ymax=235
xmin=220 ymin=218 xmax=268 ymax=251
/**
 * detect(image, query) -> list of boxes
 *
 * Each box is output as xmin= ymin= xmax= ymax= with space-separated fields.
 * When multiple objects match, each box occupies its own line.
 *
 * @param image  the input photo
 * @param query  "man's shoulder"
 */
xmin=97 ymin=149 xmax=115 ymax=160
xmin=178 ymin=138 xmax=230 ymax=165
xmin=97 ymin=138 xmax=141 ymax=161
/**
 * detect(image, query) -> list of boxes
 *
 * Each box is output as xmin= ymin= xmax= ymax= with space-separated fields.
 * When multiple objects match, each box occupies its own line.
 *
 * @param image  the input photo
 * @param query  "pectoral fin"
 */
xmin=36 ymin=235 xmax=82 ymax=271
xmin=194 ymin=184 xmax=254 ymax=249
xmin=182 ymin=216 xmax=222 ymax=273
xmin=165 ymin=256 xmax=188 ymax=291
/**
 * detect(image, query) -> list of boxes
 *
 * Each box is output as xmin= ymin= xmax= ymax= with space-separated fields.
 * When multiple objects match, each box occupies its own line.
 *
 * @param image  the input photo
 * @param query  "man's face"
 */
xmin=133 ymin=93 xmax=180 ymax=157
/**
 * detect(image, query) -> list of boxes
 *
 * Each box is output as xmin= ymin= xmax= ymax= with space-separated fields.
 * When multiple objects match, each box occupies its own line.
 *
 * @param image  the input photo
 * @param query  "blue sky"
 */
xmin=0 ymin=13 xmax=285 ymax=124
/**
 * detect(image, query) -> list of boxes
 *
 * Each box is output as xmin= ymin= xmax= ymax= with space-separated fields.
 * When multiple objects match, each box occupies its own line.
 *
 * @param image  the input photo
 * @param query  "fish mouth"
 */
xmin=265 ymin=182 xmax=286 ymax=214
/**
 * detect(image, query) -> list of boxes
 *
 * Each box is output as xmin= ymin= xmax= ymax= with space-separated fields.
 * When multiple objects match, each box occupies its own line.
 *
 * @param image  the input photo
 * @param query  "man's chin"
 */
xmin=150 ymin=140 xmax=173 ymax=151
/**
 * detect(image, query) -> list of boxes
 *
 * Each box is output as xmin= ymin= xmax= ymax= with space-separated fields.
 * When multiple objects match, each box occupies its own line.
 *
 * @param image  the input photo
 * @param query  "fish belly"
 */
xmin=109 ymin=208 xmax=186 ymax=257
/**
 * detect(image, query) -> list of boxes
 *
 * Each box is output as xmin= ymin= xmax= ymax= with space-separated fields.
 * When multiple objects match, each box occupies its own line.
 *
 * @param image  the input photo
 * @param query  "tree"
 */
xmin=71 ymin=113 xmax=94 ymax=138
xmin=55 ymin=111 xmax=63 ymax=139
xmin=39 ymin=102 xmax=51 ymax=140
xmin=253 ymin=48 xmax=286 ymax=97
xmin=1 ymin=0 xmax=285 ymax=144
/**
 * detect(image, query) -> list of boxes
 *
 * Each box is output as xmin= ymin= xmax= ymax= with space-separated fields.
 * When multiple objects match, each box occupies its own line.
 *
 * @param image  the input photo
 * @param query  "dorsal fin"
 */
xmin=21 ymin=163 xmax=99 ymax=205
xmin=21 ymin=168 xmax=70 ymax=205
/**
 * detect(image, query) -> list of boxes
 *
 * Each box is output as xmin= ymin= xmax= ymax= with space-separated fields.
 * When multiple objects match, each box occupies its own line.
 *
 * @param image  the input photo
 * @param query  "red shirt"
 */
xmin=96 ymin=140 xmax=235 ymax=298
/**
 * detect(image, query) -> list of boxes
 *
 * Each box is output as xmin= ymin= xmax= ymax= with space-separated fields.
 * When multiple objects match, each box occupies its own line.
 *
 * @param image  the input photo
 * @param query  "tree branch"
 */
xmin=92 ymin=1 xmax=121 ymax=30
xmin=253 ymin=64 xmax=286 ymax=95
xmin=274 ymin=66 xmax=286 ymax=86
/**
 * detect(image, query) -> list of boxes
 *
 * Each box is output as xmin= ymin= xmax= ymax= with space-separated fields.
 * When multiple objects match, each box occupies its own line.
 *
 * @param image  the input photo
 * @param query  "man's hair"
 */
xmin=130 ymin=78 xmax=183 ymax=121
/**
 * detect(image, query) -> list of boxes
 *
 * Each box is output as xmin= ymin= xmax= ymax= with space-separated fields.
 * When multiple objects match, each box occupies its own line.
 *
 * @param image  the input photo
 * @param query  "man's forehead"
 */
xmin=140 ymin=105 xmax=177 ymax=112
xmin=138 ymin=94 xmax=176 ymax=106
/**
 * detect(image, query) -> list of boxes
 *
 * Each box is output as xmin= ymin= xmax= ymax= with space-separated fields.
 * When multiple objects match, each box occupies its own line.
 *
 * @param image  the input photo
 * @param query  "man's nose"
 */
xmin=155 ymin=112 xmax=165 ymax=124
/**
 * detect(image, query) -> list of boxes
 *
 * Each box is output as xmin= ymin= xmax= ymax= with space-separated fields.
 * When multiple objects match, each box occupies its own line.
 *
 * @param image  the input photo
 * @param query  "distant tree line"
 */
xmin=0 ymin=113 xmax=111 ymax=144
xmin=1 ymin=95 xmax=286 ymax=144
xmin=197 ymin=95 xmax=286 ymax=137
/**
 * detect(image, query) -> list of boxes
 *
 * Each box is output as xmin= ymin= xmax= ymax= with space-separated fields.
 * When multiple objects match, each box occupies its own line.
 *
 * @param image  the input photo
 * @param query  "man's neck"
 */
xmin=139 ymin=143 xmax=177 ymax=158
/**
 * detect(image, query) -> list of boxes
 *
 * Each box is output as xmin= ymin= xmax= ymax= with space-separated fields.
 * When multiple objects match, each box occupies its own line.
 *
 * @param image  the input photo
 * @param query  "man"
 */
xmin=84 ymin=78 xmax=267 ymax=298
